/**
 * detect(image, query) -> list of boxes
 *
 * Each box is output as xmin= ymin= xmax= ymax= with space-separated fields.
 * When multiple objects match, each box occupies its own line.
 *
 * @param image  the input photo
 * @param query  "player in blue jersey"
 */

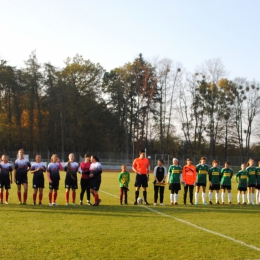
xmin=14 ymin=149 xmax=31 ymax=204
xmin=0 ymin=154 xmax=13 ymax=204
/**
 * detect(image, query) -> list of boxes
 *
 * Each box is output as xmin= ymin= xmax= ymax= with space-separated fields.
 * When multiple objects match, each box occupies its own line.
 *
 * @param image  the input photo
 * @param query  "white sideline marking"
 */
xmin=100 ymin=190 xmax=260 ymax=252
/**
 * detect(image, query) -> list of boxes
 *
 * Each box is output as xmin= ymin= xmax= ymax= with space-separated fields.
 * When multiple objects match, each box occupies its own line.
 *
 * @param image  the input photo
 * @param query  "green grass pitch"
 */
xmin=1 ymin=170 xmax=260 ymax=259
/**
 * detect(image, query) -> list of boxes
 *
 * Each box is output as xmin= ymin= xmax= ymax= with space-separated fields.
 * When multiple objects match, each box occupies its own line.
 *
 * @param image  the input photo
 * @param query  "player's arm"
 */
xmin=27 ymin=162 xmax=31 ymax=171
xmin=132 ymin=160 xmax=139 ymax=174
xmin=47 ymin=170 xmax=52 ymax=183
xmin=13 ymin=162 xmax=18 ymax=183
xmin=30 ymin=166 xmax=37 ymax=174
xmin=153 ymin=166 xmax=158 ymax=182
xmin=9 ymin=166 xmax=13 ymax=183
xmin=167 ymin=167 xmax=171 ymax=184
xmin=57 ymin=159 xmax=63 ymax=170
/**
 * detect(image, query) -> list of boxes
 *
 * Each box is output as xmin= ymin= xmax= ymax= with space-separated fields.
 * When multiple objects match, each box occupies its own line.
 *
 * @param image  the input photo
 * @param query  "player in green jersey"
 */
xmin=208 ymin=160 xmax=222 ymax=204
xmin=220 ymin=162 xmax=233 ymax=205
xmin=195 ymin=157 xmax=209 ymax=205
xmin=236 ymin=163 xmax=248 ymax=205
xmin=167 ymin=158 xmax=182 ymax=205
xmin=118 ymin=164 xmax=130 ymax=205
xmin=256 ymin=161 xmax=260 ymax=204
xmin=246 ymin=158 xmax=256 ymax=205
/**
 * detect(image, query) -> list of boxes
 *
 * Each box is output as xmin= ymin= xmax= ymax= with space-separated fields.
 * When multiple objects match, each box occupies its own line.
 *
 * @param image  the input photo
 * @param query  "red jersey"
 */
xmin=132 ymin=158 xmax=150 ymax=174
xmin=182 ymin=164 xmax=196 ymax=185
xmin=80 ymin=162 xmax=91 ymax=179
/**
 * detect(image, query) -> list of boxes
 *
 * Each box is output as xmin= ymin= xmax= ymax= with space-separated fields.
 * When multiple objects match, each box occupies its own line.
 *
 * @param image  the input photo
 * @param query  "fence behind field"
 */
xmin=4 ymin=151 xmax=259 ymax=170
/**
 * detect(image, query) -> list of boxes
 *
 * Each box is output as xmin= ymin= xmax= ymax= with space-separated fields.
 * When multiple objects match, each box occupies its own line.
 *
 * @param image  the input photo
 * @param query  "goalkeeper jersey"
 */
xmin=246 ymin=166 xmax=256 ymax=185
xmin=196 ymin=164 xmax=209 ymax=183
xmin=220 ymin=168 xmax=233 ymax=185
xmin=208 ymin=167 xmax=222 ymax=185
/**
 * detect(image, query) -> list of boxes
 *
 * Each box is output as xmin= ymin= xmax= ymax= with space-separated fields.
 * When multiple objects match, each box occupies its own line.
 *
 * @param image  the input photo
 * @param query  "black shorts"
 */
xmin=238 ymin=187 xmax=247 ymax=191
xmin=209 ymin=184 xmax=220 ymax=191
xmin=49 ymin=180 xmax=59 ymax=190
xmin=16 ymin=177 xmax=28 ymax=185
xmin=0 ymin=179 xmax=11 ymax=189
xmin=169 ymin=183 xmax=181 ymax=192
xmin=89 ymin=177 xmax=101 ymax=191
xmin=81 ymin=178 xmax=91 ymax=190
xmin=65 ymin=177 xmax=78 ymax=189
xmin=134 ymin=174 xmax=148 ymax=188
xmin=33 ymin=181 xmax=44 ymax=189
xmin=248 ymin=184 xmax=256 ymax=188
xmin=196 ymin=183 xmax=206 ymax=187
xmin=255 ymin=184 xmax=260 ymax=189
xmin=221 ymin=185 xmax=231 ymax=190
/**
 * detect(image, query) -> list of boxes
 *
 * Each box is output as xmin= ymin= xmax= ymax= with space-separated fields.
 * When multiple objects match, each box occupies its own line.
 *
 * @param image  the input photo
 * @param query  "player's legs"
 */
xmin=209 ymin=189 xmax=213 ymax=203
xmin=195 ymin=186 xmax=200 ymax=204
xmin=120 ymin=187 xmax=124 ymax=204
xmin=124 ymin=187 xmax=128 ymax=204
xmin=39 ymin=188 xmax=43 ymax=204
xmin=80 ymin=178 xmax=86 ymax=203
xmin=221 ymin=188 xmax=225 ymax=204
xmin=183 ymin=185 xmax=188 ymax=204
xmin=242 ymin=191 xmax=246 ymax=204
xmin=142 ymin=187 xmax=148 ymax=203
xmin=189 ymin=185 xmax=194 ymax=204
xmin=237 ymin=190 xmax=241 ymax=204
xmin=33 ymin=188 xmax=38 ymax=204
xmin=202 ymin=186 xmax=206 ymax=204
xmin=53 ymin=189 xmax=58 ymax=204
xmin=65 ymin=188 xmax=70 ymax=204
xmin=247 ymin=187 xmax=251 ymax=204
xmin=17 ymin=184 xmax=22 ymax=203
xmin=154 ymin=185 xmax=159 ymax=204
xmin=159 ymin=186 xmax=165 ymax=204
xmin=72 ymin=188 xmax=76 ymax=204
xmin=251 ymin=187 xmax=255 ymax=205
xmin=22 ymin=183 xmax=28 ymax=204
xmin=49 ymin=188 xmax=53 ymax=204
xmin=215 ymin=190 xmax=219 ymax=203
xmin=227 ymin=189 xmax=232 ymax=204
xmin=0 ymin=187 xmax=3 ymax=203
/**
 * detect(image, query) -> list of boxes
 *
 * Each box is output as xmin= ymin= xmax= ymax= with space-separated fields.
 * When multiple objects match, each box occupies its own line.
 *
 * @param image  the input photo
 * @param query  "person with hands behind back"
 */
xmin=153 ymin=158 xmax=167 ymax=206
xmin=182 ymin=158 xmax=196 ymax=205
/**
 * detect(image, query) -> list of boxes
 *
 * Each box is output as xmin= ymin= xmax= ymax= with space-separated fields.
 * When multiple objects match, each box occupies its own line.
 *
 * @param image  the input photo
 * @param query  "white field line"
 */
xmin=100 ymin=189 xmax=260 ymax=252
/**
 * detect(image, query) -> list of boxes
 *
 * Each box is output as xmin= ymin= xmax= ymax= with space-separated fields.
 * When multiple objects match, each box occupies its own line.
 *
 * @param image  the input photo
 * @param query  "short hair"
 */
xmin=158 ymin=158 xmax=164 ymax=164
xmin=84 ymin=154 xmax=90 ymax=158
xmin=186 ymin=158 xmax=192 ymax=161
xmin=139 ymin=150 xmax=145 ymax=154
xmin=212 ymin=160 xmax=219 ymax=164
xmin=200 ymin=157 xmax=206 ymax=161
xmin=224 ymin=161 xmax=230 ymax=165
xmin=91 ymin=155 xmax=99 ymax=162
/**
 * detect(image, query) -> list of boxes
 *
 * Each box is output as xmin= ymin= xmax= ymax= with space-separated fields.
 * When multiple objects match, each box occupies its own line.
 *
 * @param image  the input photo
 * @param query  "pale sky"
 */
xmin=1 ymin=0 xmax=260 ymax=80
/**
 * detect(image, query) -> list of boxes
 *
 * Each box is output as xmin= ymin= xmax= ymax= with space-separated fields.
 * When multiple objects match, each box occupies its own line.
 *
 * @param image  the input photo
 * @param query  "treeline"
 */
xmin=0 ymin=52 xmax=259 ymax=161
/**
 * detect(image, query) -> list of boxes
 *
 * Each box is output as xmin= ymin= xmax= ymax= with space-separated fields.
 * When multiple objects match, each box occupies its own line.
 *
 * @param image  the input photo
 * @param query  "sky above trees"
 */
xmin=1 ymin=0 xmax=260 ymax=80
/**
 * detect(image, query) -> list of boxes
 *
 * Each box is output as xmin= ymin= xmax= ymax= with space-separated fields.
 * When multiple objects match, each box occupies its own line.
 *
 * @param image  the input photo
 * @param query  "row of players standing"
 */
xmin=120 ymin=151 xmax=260 ymax=205
xmin=0 ymin=149 xmax=102 ymax=206
xmin=153 ymin=156 xmax=260 ymax=205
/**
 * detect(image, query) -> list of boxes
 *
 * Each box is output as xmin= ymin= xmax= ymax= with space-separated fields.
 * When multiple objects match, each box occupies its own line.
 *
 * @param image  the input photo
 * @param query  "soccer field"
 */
xmin=1 ymin=171 xmax=260 ymax=260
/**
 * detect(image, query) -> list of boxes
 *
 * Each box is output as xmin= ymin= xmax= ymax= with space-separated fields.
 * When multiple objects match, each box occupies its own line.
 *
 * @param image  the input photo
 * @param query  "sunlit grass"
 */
xmin=1 ymin=170 xmax=259 ymax=259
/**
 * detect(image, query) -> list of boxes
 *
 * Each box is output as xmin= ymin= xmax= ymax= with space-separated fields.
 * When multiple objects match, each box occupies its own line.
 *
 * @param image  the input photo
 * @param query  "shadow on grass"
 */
xmin=0 ymin=203 xmax=259 ymax=217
